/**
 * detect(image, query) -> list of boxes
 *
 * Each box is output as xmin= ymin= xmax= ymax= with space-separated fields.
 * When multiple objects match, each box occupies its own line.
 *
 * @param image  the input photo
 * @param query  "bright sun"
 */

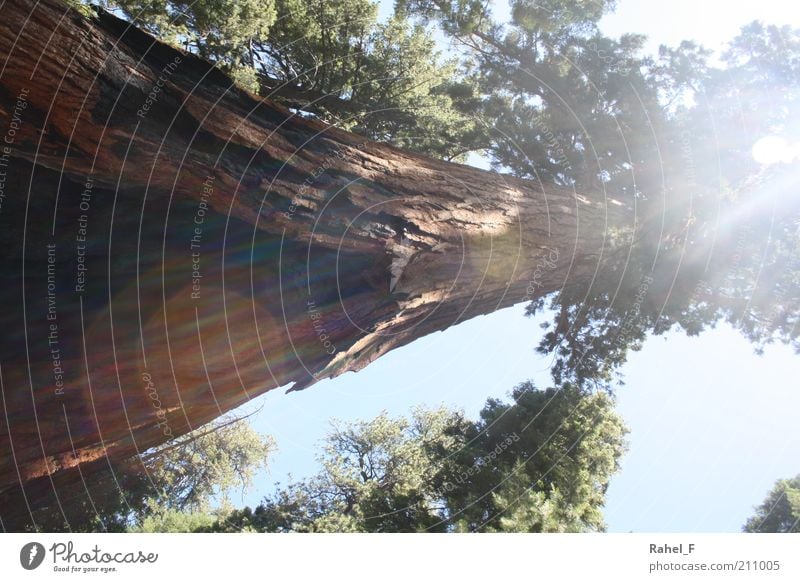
xmin=752 ymin=136 xmax=800 ymax=165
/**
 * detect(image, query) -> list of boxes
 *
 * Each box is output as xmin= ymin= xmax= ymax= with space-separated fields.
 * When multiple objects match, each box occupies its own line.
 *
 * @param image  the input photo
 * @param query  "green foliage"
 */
xmin=392 ymin=2 xmax=800 ymax=389
xmin=261 ymin=1 xmax=484 ymax=159
xmin=488 ymin=465 xmax=582 ymax=532
xmin=261 ymin=0 xmax=379 ymax=91
xmin=93 ymin=0 xmax=477 ymax=158
xmin=140 ymin=415 xmax=275 ymax=512
xmin=744 ymin=475 xmax=800 ymax=533
xmin=131 ymin=506 xmax=219 ymax=533
xmin=345 ymin=16 xmax=479 ymax=158
xmin=263 ymin=2 xmax=480 ymax=158
xmin=228 ymin=63 xmax=261 ymax=94
xmin=215 ymin=406 xmax=470 ymax=532
xmin=509 ymin=0 xmax=615 ymax=34
xmin=447 ymin=383 xmax=627 ymax=532
xmin=106 ymin=0 xmax=276 ymax=67
xmin=24 ymin=416 xmax=273 ymax=532
xmin=21 ymin=462 xmax=152 ymax=533
xmin=64 ymin=0 xmax=96 ymax=17
xmin=202 ymin=383 xmax=627 ymax=532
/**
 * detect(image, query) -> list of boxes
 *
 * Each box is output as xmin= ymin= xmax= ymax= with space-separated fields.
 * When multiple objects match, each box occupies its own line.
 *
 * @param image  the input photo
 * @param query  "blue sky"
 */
xmin=227 ymin=0 xmax=800 ymax=532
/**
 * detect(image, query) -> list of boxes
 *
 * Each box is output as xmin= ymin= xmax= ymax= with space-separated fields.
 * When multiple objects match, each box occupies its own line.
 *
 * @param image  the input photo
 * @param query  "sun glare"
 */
xmin=752 ymin=136 xmax=800 ymax=165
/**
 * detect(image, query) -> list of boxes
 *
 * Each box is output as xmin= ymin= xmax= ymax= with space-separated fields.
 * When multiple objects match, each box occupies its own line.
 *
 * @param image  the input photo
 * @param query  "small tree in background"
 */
xmin=15 ymin=416 xmax=274 ymax=532
xmin=743 ymin=475 xmax=800 ymax=533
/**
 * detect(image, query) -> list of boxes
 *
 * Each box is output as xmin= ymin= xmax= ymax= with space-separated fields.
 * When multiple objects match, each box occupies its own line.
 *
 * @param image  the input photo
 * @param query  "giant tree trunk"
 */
xmin=0 ymin=0 xmax=631 ymax=524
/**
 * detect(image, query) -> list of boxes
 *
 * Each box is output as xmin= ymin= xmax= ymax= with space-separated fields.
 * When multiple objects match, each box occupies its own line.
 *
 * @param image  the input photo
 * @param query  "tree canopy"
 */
xmin=744 ymin=475 xmax=800 ymax=533
xmin=98 ymin=0 xmax=479 ymax=159
xmin=405 ymin=1 xmax=800 ymax=389
xmin=192 ymin=383 xmax=627 ymax=533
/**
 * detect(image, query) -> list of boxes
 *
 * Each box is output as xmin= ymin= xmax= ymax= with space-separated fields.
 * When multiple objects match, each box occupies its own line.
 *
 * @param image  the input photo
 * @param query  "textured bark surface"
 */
xmin=0 ymin=0 xmax=631 ymax=523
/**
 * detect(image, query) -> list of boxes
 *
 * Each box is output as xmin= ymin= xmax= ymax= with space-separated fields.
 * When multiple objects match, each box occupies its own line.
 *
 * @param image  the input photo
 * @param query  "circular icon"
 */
xmin=20 ymin=542 xmax=46 ymax=570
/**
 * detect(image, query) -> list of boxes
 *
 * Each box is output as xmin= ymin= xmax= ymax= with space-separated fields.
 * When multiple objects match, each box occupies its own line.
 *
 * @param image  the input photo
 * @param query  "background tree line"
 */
xmin=22 ymin=380 xmax=796 ymax=533
xmin=22 ymin=382 xmax=627 ymax=532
